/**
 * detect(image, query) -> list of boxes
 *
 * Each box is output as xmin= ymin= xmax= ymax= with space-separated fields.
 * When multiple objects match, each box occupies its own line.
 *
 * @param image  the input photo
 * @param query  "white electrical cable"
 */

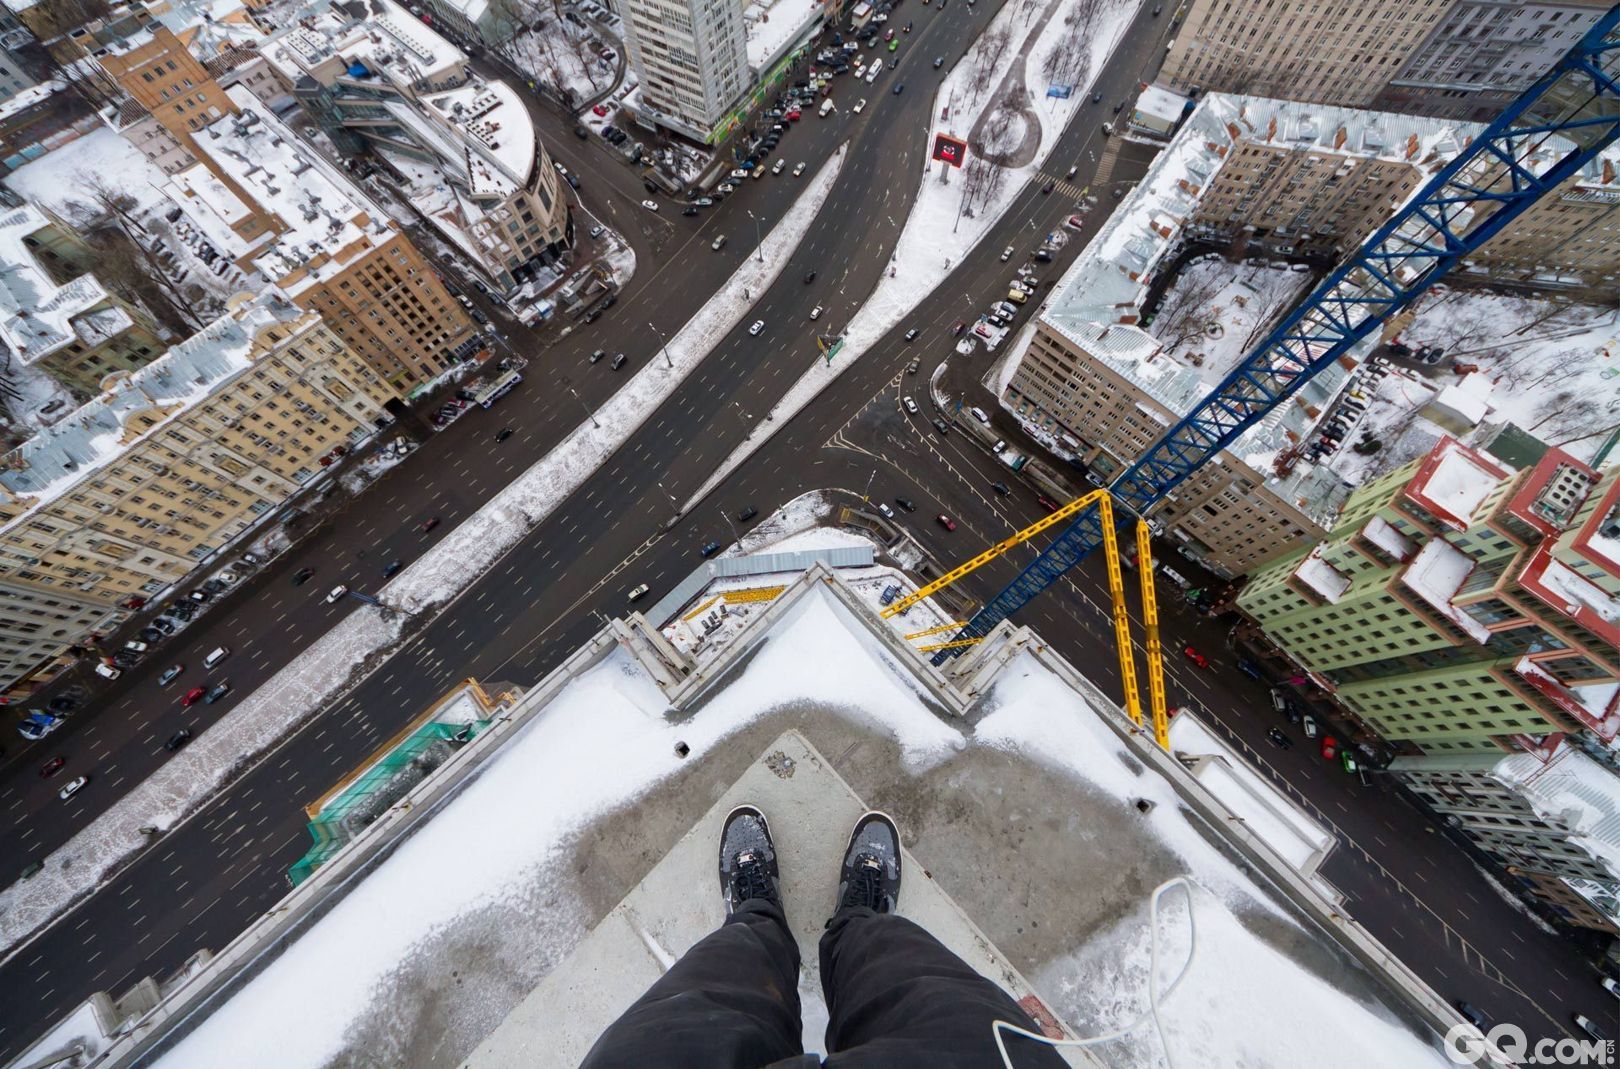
xmin=991 ymin=876 xmax=1200 ymax=1069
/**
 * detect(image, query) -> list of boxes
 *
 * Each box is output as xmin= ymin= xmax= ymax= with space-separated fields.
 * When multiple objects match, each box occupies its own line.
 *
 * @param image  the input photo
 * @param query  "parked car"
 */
xmin=1302 ymin=714 xmax=1319 ymax=739
xmin=47 ymin=695 xmax=76 ymax=713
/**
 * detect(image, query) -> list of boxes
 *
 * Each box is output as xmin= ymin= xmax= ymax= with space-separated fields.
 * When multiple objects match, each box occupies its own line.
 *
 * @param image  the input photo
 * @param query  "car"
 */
xmin=590 ymin=349 xmax=607 ymax=364
xmin=205 ymin=681 xmax=232 ymax=704
xmin=628 ymin=583 xmax=651 ymax=602
xmin=574 ymin=125 xmax=590 ymax=139
xmin=852 ymin=98 xmax=866 ymax=113
xmin=718 ymin=182 xmax=736 ymax=194
xmin=58 ymin=775 xmax=89 ymax=801
xmin=180 ymin=686 xmax=206 ymax=707
xmin=39 ymin=756 xmax=66 ymax=778
xmin=151 ymin=617 xmax=177 ymax=635
xmin=1042 ymin=180 xmax=1055 ymax=195
xmin=1602 ymin=977 xmax=1620 ymax=998
xmin=589 ymin=224 xmax=606 ymax=239
xmin=382 ymin=559 xmax=405 ymax=580
xmin=495 ymin=427 xmax=514 ymax=442
xmin=1265 ymin=728 xmax=1291 ymax=749
xmin=325 ymin=585 xmax=348 ymax=604
xmin=1341 ymin=750 xmax=1360 ymax=774
xmin=888 ymin=39 xmax=898 ymax=51
xmin=161 ymin=728 xmax=194 ymax=754
xmin=1000 ymin=245 xmax=1014 ymax=261
xmin=1036 ymin=495 xmax=1059 ymax=513
xmin=772 ymin=159 xmax=786 ymax=175
xmin=641 ymin=199 xmax=660 ymax=211
xmin=991 ymin=440 xmax=1006 ymax=454
xmin=933 ymin=56 xmax=943 ymax=68
xmin=612 ymin=353 xmax=628 ymax=370
xmin=1575 ymin=1015 xmax=1611 ymax=1044
xmin=793 ymin=161 xmax=807 ymax=176
xmin=895 ymin=497 xmax=916 ymax=512
xmin=809 ymin=305 xmax=824 ymax=320
xmin=936 ymin=513 xmax=956 ymax=532
xmin=804 ymin=270 xmax=818 ymax=283
xmin=1235 ymin=658 xmax=1264 ymax=680
xmin=1064 ymin=214 xmax=1086 ymax=231
xmin=730 ymin=168 xmax=750 ymax=180
xmin=1181 ymin=646 xmax=1210 ymax=669
xmin=1302 ymin=714 xmax=1320 ymax=739
xmin=188 ymin=588 xmax=210 ymax=603
xmin=202 ymin=578 xmax=228 ymax=595
xmin=932 ymin=418 xmax=949 ymax=434
xmin=748 ymin=320 xmax=765 ymax=336
xmin=877 ymin=502 xmax=895 ymax=519
xmin=1091 ymin=91 xmax=1102 ymax=103
xmin=1320 ymin=735 xmax=1339 ymax=761
xmin=293 ymin=566 xmax=316 ymax=585
xmin=892 ymin=83 xmax=904 ymax=95
xmin=904 ymin=327 xmax=920 ymax=341
xmin=418 ymin=517 xmax=441 ymax=533
xmin=991 ymin=482 xmax=1010 ymax=496
xmin=711 ymin=235 xmax=728 ymax=251
xmin=903 ymin=396 xmax=918 ymax=414
xmin=682 ymin=206 xmax=699 ymax=216
xmin=906 ymin=359 xmax=920 ymax=374
xmin=738 ymin=506 xmax=759 ymax=523
xmin=699 ymin=540 xmax=723 ymax=558
xmin=159 ymin=664 xmax=184 ymax=686
xmin=139 ymin=627 xmax=165 ymax=644
xmin=697 ymin=197 xmax=715 ymax=207
xmin=47 ymin=695 xmax=76 ymax=713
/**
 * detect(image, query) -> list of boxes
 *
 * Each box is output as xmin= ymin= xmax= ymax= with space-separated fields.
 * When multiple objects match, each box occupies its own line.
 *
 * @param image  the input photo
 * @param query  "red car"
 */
xmin=951 ymin=320 xmax=967 ymax=336
xmin=1036 ymin=495 xmax=1060 ymax=513
xmin=180 ymin=686 xmax=206 ymax=708
xmin=1321 ymin=735 xmax=1339 ymax=761
xmin=39 ymin=756 xmax=66 ymax=778
xmin=418 ymin=516 xmax=441 ymax=533
xmin=592 ymin=103 xmax=610 ymax=116
xmin=1182 ymin=645 xmax=1210 ymax=669
xmin=936 ymin=514 xmax=956 ymax=532
xmin=786 ymin=110 xmax=802 ymax=121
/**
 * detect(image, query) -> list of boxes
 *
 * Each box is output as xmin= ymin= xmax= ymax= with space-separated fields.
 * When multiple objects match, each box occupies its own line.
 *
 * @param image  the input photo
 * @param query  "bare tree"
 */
xmin=76 ymin=175 xmax=210 ymax=331
xmin=1154 ymin=267 xmax=1226 ymax=354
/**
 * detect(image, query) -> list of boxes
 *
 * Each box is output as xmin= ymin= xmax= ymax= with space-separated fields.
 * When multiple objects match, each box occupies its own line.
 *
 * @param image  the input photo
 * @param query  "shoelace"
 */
xmin=840 ymin=855 xmax=883 ymax=911
xmin=734 ymin=851 xmax=773 ymax=903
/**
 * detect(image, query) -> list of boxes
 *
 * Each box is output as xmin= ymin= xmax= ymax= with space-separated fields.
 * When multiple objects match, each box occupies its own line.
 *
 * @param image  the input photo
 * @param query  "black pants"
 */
xmin=579 ymin=900 xmax=1068 ymax=1068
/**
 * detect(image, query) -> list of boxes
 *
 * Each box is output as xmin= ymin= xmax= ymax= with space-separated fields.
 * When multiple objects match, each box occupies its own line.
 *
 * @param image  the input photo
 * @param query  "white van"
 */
xmin=1158 ymin=565 xmax=1191 ymax=590
xmin=95 ymin=663 xmax=122 ymax=680
xmin=970 ymin=407 xmax=990 ymax=424
xmin=203 ymin=646 xmax=230 ymax=669
xmin=819 ymin=97 xmax=835 ymax=118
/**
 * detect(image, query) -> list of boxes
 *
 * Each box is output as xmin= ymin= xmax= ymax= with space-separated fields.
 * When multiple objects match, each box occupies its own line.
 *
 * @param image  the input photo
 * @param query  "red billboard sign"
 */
xmin=932 ymin=132 xmax=968 ymax=168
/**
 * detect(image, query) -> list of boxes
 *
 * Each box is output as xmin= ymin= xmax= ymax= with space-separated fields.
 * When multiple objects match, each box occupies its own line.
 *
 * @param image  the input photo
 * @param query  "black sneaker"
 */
xmin=719 ymin=804 xmax=781 ymax=913
xmin=836 ymin=810 xmax=902 ymax=915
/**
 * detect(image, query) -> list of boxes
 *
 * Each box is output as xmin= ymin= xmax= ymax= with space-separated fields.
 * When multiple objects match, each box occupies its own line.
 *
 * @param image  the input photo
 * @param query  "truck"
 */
xmin=850 ymin=0 xmax=873 ymax=27
xmin=818 ymin=97 xmax=835 ymax=118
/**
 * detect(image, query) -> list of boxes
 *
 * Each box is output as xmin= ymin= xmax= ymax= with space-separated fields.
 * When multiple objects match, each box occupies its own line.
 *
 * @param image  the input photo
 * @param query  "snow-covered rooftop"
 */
xmin=1037 ymin=92 xmax=1483 ymax=515
xmin=1399 ymin=537 xmax=1490 ymax=644
xmin=121 ymin=559 xmax=1451 ymax=1069
xmin=1403 ymin=436 xmax=1511 ymax=531
xmin=1294 ymin=548 xmax=1351 ymax=603
xmin=0 ymin=204 xmax=131 ymax=368
xmin=1363 ymin=516 xmax=1416 ymax=562
xmin=175 ymin=87 xmax=395 ymax=296
xmin=744 ymin=0 xmax=825 ymax=71
xmin=149 ymin=0 xmax=267 ymax=59
xmin=1497 ymin=742 xmax=1620 ymax=913
xmin=0 ymin=294 xmax=306 ymax=538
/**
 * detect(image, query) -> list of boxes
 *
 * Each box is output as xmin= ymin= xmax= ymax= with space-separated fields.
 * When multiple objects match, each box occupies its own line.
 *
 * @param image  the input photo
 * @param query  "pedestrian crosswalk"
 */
xmin=1035 ymin=139 xmax=1124 ymax=202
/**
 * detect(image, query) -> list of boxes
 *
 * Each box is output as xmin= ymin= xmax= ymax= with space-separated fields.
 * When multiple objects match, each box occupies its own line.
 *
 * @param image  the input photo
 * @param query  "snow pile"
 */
xmin=153 ymin=586 xmax=960 ymax=1069
xmin=0 ymin=148 xmax=846 ymax=957
xmin=685 ymin=0 xmax=1135 ymax=508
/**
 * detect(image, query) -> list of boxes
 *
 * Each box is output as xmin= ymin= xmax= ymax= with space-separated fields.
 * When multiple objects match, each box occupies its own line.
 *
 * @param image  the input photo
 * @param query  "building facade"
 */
xmin=261 ymin=0 xmax=570 ymax=292
xmin=0 ymin=294 xmax=400 ymax=694
xmin=1238 ymin=437 xmax=1620 ymax=756
xmin=168 ymin=87 xmax=480 ymax=388
xmin=0 ymin=202 xmax=168 ymax=396
xmin=95 ymin=24 xmax=238 ymax=158
xmin=1374 ymin=0 xmax=1612 ymax=121
xmin=619 ymin=0 xmax=749 ymax=141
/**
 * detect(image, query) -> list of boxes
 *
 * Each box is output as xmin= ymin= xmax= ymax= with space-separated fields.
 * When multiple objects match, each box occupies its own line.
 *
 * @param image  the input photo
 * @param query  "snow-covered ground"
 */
xmin=0 ymin=147 xmax=847 ymax=959
xmin=1149 ymin=256 xmax=1315 ymax=381
xmin=501 ymin=8 xmax=617 ymax=103
xmin=685 ymin=0 xmax=1136 ymax=509
xmin=3 ymin=127 xmax=172 ymax=218
xmin=124 ymin=573 xmax=1449 ymax=1069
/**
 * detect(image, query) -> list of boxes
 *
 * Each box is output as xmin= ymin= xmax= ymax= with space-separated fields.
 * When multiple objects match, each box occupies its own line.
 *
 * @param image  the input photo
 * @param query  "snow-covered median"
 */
xmin=685 ymin=0 xmax=1135 ymax=509
xmin=0 ymin=146 xmax=847 ymax=960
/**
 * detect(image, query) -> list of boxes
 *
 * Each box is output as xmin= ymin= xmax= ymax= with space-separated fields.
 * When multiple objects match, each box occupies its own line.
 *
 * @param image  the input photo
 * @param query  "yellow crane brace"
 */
xmin=888 ymin=489 xmax=1172 ymax=749
xmin=903 ymin=621 xmax=968 ymax=640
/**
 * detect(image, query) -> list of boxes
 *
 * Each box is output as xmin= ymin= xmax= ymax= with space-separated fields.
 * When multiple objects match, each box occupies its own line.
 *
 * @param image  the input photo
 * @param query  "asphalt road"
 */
xmin=0 ymin=0 xmax=1608 ymax=1058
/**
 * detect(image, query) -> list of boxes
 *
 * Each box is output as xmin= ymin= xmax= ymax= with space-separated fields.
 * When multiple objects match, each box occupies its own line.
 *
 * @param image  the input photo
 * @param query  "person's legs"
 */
xmin=579 ymin=806 xmax=808 ymax=1069
xmin=819 ymin=812 xmax=1068 ymax=1069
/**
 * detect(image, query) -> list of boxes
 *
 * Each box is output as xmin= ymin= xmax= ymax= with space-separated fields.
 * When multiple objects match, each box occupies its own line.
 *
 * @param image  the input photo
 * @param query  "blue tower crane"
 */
xmin=942 ymin=6 xmax=1620 ymax=661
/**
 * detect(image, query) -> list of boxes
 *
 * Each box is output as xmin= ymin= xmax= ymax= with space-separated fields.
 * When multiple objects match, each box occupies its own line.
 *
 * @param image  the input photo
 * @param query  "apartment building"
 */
xmin=620 ymin=0 xmax=750 ymax=141
xmin=167 ymin=86 xmax=480 ymax=387
xmin=261 ymin=0 xmax=570 ymax=292
xmin=95 ymin=24 xmax=239 ymax=157
xmin=3 ymin=0 xmax=153 ymax=63
xmin=419 ymin=0 xmax=525 ymax=46
xmin=1375 ymin=0 xmax=1612 ymax=120
xmin=0 ymin=202 xmax=168 ymax=396
xmin=1238 ymin=437 xmax=1620 ymax=759
xmin=1001 ymin=94 xmax=1474 ymax=576
xmin=1390 ymin=747 xmax=1620 ymax=931
xmin=0 ymin=293 xmax=400 ymax=695
xmin=1463 ymin=154 xmax=1620 ymax=287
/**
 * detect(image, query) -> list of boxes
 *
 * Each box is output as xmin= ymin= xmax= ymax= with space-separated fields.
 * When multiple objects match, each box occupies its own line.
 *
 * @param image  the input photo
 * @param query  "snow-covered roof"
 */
xmin=1294 ymin=548 xmax=1350 ymax=602
xmin=1497 ymin=742 xmax=1620 ymax=902
xmin=1403 ymin=436 xmax=1511 ymax=531
xmin=0 ymin=204 xmax=130 ymax=368
xmin=1039 ymin=91 xmax=1486 ymax=518
xmin=1362 ymin=516 xmax=1415 ymax=562
xmin=0 ymin=294 xmax=306 ymax=538
xmin=1399 ymin=537 xmax=1490 ymax=643
xmin=149 ymin=0 xmax=268 ymax=59
xmin=176 ymin=88 xmax=396 ymax=296
xmin=744 ymin=0 xmax=825 ymax=71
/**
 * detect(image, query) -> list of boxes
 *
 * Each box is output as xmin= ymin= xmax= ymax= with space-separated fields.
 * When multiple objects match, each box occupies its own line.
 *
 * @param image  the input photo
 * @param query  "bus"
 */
xmin=475 ymin=369 xmax=522 ymax=408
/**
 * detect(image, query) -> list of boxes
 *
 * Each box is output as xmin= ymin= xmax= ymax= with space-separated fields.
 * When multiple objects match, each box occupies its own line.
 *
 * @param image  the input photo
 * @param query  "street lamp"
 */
xmin=561 ymin=376 xmax=600 ymax=429
xmin=744 ymin=209 xmax=764 ymax=262
xmin=647 ymin=320 xmax=675 ymax=369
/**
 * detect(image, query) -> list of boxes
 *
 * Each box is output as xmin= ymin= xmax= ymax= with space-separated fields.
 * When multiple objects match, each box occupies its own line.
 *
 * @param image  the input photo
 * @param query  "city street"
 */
xmin=0 ymin=0 xmax=1607 ymax=1058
